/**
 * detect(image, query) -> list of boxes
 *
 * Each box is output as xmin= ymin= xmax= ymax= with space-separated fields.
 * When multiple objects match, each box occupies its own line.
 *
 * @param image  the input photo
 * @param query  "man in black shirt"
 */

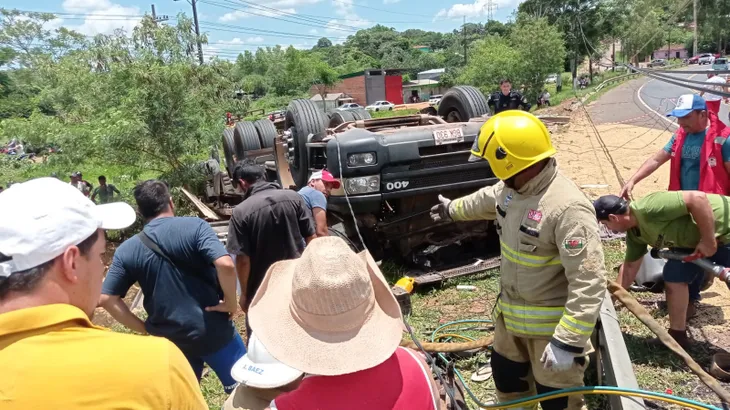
xmin=226 ymin=160 xmax=316 ymax=336
xmin=488 ymin=79 xmax=531 ymax=114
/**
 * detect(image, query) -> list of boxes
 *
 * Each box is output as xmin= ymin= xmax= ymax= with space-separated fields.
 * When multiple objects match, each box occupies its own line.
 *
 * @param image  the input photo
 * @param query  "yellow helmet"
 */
xmin=471 ymin=110 xmax=555 ymax=180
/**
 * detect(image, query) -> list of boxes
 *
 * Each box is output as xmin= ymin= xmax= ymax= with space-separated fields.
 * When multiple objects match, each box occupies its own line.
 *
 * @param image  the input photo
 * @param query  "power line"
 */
xmin=198 ymin=0 xmax=357 ymax=33
xmin=198 ymin=21 xmax=349 ymax=40
xmin=329 ymin=0 xmax=434 ymax=19
xmin=226 ymin=0 xmax=356 ymax=31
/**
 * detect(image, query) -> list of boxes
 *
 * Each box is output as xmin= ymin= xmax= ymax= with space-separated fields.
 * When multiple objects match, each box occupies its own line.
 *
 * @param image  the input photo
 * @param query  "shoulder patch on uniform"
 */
xmin=563 ymin=238 xmax=584 ymax=250
xmin=527 ymin=209 xmax=542 ymax=222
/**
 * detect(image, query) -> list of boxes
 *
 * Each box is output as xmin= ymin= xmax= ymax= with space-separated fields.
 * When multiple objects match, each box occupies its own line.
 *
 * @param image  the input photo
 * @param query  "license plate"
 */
xmin=433 ymin=128 xmax=464 ymax=145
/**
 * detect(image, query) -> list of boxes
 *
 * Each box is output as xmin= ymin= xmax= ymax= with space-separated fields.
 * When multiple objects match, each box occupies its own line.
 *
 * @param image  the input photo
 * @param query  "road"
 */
xmin=588 ymin=66 xmax=729 ymax=131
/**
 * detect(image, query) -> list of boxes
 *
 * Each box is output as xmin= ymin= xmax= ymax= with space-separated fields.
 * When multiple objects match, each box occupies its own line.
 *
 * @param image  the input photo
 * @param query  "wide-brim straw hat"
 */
xmin=248 ymin=236 xmax=404 ymax=376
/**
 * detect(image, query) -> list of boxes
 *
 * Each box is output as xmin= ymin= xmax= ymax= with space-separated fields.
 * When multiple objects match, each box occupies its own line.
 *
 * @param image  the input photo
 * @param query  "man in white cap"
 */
xmin=297 ymin=169 xmax=341 ymax=238
xmin=248 ymin=236 xmax=440 ymax=410
xmin=0 ymin=178 xmax=207 ymax=409
xmin=224 ymin=334 xmax=304 ymax=410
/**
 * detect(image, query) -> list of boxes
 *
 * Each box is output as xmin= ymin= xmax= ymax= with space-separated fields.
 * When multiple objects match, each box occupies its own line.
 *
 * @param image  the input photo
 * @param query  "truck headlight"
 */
xmin=344 ymin=176 xmax=380 ymax=195
xmin=347 ymin=152 xmax=377 ymax=167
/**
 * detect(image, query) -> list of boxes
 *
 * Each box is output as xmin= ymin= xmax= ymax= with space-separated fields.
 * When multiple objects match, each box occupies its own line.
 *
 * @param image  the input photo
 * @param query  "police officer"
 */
xmin=430 ymin=111 xmax=606 ymax=410
xmin=488 ymin=79 xmax=532 ymax=114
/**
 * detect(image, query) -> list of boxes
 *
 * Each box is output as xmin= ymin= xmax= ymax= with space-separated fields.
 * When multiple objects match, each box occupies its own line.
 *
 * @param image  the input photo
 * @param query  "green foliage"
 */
xmin=458 ymin=15 xmax=565 ymax=101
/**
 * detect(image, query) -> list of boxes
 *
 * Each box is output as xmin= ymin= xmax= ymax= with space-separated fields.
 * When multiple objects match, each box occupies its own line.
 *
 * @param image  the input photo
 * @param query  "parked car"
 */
xmin=365 ymin=101 xmax=395 ymax=112
xmin=698 ymin=53 xmax=715 ymax=65
xmin=648 ymin=59 xmax=666 ymax=68
xmin=337 ymin=103 xmax=363 ymax=111
xmin=689 ymin=55 xmax=700 ymax=64
xmin=544 ymin=74 xmax=558 ymax=84
xmin=428 ymin=94 xmax=443 ymax=105
xmin=713 ymin=57 xmax=729 ymax=71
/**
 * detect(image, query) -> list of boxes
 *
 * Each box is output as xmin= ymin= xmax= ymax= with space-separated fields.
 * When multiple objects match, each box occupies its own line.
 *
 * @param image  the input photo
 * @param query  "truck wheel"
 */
xmin=222 ymin=128 xmax=236 ymax=176
xmin=285 ymin=99 xmax=328 ymax=188
xmin=329 ymin=110 xmax=357 ymax=128
xmin=351 ymin=108 xmax=371 ymax=120
xmin=438 ymin=85 xmax=490 ymax=123
xmin=233 ymin=121 xmax=261 ymax=160
xmin=253 ymin=118 xmax=277 ymax=149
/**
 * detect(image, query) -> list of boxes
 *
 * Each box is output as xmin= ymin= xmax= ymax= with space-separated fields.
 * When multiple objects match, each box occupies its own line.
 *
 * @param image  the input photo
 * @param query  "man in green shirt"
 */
xmin=594 ymin=191 xmax=730 ymax=347
xmin=91 ymin=175 xmax=120 ymax=204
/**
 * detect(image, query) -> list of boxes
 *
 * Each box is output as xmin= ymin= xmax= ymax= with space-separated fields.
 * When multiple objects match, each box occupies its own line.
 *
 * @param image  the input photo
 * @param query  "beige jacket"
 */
xmin=449 ymin=159 xmax=606 ymax=354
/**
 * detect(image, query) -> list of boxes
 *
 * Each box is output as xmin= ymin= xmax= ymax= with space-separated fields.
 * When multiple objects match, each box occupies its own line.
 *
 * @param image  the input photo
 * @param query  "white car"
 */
xmin=365 ymin=101 xmax=395 ymax=112
xmin=428 ymin=95 xmax=443 ymax=105
xmin=545 ymin=74 xmax=558 ymax=84
xmin=337 ymin=103 xmax=362 ymax=110
xmin=698 ymin=53 xmax=715 ymax=65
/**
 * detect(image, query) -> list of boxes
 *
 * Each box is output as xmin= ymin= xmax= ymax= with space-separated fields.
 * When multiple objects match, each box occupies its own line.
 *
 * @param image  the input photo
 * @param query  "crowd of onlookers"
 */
xmin=0 ymin=158 xmax=439 ymax=409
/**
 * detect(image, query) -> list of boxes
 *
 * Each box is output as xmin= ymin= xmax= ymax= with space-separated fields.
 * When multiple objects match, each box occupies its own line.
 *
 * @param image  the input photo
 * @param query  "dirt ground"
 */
xmin=551 ymin=98 xmax=730 ymax=353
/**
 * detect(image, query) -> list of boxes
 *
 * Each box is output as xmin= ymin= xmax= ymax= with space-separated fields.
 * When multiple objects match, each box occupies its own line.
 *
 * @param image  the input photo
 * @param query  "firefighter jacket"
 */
xmin=448 ymin=159 xmax=606 ymax=354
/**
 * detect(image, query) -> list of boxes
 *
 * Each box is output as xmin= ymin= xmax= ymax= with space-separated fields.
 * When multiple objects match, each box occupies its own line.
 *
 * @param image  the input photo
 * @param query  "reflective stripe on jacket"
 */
xmin=449 ymin=159 xmax=607 ymax=353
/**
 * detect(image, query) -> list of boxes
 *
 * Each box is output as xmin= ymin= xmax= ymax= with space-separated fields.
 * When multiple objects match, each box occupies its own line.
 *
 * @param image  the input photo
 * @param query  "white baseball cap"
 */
xmin=0 ymin=177 xmax=136 ymax=277
xmin=231 ymin=334 xmax=303 ymax=389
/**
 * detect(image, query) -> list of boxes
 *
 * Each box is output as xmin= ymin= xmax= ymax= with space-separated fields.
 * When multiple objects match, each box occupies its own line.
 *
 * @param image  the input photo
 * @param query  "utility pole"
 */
xmin=463 ymin=16 xmax=467 ymax=66
xmin=192 ymin=0 xmax=204 ymax=64
xmin=150 ymin=4 xmax=169 ymax=24
xmin=693 ymin=0 xmax=698 ymax=57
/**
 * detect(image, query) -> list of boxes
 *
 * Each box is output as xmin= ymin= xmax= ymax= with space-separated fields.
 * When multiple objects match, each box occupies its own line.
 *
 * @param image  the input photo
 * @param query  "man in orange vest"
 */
xmin=619 ymin=94 xmax=730 ymax=328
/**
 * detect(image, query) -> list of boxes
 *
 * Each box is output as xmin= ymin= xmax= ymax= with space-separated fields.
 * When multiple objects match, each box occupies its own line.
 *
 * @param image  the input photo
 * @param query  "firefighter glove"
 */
xmin=430 ymin=195 xmax=452 ymax=223
xmin=540 ymin=342 xmax=576 ymax=372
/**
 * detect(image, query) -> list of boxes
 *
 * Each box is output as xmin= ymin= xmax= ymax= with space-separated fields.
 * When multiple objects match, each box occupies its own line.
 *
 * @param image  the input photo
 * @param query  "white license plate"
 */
xmin=433 ymin=128 xmax=464 ymax=145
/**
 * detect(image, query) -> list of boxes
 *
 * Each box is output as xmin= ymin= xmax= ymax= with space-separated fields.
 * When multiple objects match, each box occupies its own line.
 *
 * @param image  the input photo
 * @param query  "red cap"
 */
xmin=309 ymin=170 xmax=341 ymax=189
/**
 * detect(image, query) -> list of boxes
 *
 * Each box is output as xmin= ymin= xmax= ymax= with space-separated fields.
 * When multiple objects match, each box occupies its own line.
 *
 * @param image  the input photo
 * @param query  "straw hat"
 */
xmin=248 ymin=236 xmax=404 ymax=376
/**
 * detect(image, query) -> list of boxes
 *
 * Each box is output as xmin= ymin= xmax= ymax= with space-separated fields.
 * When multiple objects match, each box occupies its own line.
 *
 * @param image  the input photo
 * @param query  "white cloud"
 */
xmin=61 ymin=0 xmax=142 ymax=35
xmin=246 ymin=36 xmax=264 ymax=43
xmin=309 ymin=28 xmax=318 ymax=34
xmin=383 ymin=0 xmax=401 ymax=3
xmin=434 ymin=0 xmax=520 ymax=19
xmin=325 ymin=0 xmax=370 ymax=33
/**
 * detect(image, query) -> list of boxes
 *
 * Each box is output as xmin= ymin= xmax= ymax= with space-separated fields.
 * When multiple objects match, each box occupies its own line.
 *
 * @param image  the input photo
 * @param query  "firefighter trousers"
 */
xmin=491 ymin=315 xmax=590 ymax=410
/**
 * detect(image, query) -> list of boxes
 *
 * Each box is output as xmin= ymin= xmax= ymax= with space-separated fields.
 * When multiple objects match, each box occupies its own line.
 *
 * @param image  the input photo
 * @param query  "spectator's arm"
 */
xmin=112 ymin=184 xmax=121 ymax=194
xmin=99 ymin=252 xmax=143 ymax=332
xmin=296 ymin=197 xmax=316 ymax=239
xmin=99 ymin=294 xmax=147 ymax=334
xmin=312 ymin=207 xmax=328 ymax=237
xmin=91 ymin=187 xmax=99 ymax=202
xmin=236 ymin=254 xmax=252 ymax=312
xmin=617 ymin=259 xmax=643 ymax=290
xmin=206 ymin=255 xmax=237 ymax=315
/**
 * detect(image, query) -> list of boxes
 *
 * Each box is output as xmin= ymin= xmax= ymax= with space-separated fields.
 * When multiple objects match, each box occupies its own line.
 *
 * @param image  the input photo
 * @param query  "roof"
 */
xmin=654 ymin=44 xmax=687 ymax=51
xmin=339 ymin=68 xmax=405 ymax=79
xmin=310 ymin=93 xmax=352 ymax=101
xmin=418 ymin=68 xmax=446 ymax=75
xmin=403 ymin=79 xmax=440 ymax=88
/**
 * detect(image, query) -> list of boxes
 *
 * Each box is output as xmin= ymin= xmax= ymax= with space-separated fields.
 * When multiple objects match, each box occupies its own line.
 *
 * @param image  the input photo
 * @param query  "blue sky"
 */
xmin=6 ymin=0 xmax=524 ymax=60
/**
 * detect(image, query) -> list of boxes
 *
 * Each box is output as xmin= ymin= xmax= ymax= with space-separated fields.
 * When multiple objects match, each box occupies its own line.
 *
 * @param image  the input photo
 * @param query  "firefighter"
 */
xmin=430 ymin=111 xmax=606 ymax=410
xmin=488 ymin=79 xmax=532 ymax=114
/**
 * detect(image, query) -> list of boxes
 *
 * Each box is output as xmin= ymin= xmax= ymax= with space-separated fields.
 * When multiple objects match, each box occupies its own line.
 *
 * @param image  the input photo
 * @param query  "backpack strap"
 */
xmin=137 ymin=231 xmax=176 ymax=266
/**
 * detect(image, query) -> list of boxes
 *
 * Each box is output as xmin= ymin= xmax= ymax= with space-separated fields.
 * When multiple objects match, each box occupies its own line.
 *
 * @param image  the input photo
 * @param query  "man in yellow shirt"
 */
xmin=0 ymin=178 xmax=208 ymax=410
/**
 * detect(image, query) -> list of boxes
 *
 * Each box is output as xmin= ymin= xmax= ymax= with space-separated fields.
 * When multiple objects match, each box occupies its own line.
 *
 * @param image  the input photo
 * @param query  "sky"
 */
xmin=5 ymin=0 xmax=525 ymax=60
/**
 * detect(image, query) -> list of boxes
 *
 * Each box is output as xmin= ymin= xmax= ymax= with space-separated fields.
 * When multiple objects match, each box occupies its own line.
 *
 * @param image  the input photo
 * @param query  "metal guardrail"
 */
xmin=593 ymin=290 xmax=646 ymax=410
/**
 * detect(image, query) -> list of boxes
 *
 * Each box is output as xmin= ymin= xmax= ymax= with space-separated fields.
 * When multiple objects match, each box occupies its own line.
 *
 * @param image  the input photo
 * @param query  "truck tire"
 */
xmin=222 ymin=128 xmax=236 ymax=175
xmin=437 ymin=86 xmax=490 ymax=123
xmin=253 ymin=118 xmax=277 ymax=149
xmin=233 ymin=121 xmax=261 ymax=160
xmin=285 ymin=99 xmax=328 ymax=188
xmin=351 ymin=108 xmax=371 ymax=120
xmin=328 ymin=110 xmax=357 ymax=128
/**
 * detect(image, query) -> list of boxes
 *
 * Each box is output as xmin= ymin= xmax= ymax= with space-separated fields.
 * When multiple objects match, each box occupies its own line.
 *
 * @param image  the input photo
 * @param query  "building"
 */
xmin=652 ymin=44 xmax=688 ymax=60
xmin=310 ymin=93 xmax=355 ymax=112
xmin=308 ymin=69 xmax=404 ymax=107
xmin=417 ymin=68 xmax=445 ymax=82
xmin=403 ymin=79 xmax=446 ymax=103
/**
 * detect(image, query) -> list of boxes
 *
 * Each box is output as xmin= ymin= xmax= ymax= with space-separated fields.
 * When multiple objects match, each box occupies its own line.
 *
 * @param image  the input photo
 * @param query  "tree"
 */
xmin=312 ymin=62 xmax=340 ymax=110
xmin=458 ymin=36 xmax=522 ymax=95
xmin=510 ymin=15 xmax=566 ymax=99
xmin=314 ymin=37 xmax=333 ymax=49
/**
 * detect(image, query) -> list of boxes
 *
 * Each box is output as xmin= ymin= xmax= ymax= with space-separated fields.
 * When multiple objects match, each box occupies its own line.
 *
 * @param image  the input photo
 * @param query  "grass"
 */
xmin=371 ymin=108 xmax=419 ymax=118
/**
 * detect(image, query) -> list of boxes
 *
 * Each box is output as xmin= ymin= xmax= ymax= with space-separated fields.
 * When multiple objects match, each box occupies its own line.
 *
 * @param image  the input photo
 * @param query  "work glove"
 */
xmin=430 ymin=195 xmax=452 ymax=223
xmin=540 ymin=342 xmax=576 ymax=372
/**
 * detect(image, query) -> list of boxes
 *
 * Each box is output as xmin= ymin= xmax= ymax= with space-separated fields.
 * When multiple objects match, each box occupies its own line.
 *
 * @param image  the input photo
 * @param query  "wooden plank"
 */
xmin=597 ymin=290 xmax=645 ymax=410
xmin=180 ymin=187 xmax=220 ymax=221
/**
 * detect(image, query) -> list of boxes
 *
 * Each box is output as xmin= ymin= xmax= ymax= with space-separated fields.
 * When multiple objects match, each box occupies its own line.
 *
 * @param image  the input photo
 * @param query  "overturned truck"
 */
xmin=205 ymin=86 xmax=503 ymax=281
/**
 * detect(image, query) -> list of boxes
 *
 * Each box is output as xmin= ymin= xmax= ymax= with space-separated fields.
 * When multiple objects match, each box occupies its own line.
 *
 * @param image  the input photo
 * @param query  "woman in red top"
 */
xmin=247 ymin=236 xmax=441 ymax=410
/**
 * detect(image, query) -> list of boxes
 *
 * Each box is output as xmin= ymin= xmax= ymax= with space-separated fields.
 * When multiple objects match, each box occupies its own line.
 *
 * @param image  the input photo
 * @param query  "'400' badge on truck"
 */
xmin=385 ymin=181 xmax=410 ymax=191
